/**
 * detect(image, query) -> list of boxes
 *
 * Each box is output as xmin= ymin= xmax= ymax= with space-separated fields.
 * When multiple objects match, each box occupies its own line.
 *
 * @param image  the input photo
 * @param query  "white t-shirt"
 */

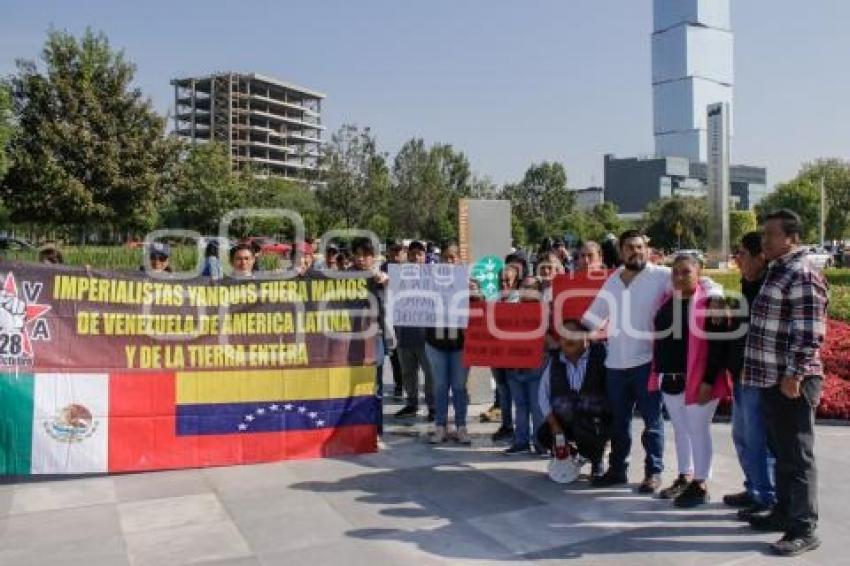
xmin=581 ymin=264 xmax=719 ymax=370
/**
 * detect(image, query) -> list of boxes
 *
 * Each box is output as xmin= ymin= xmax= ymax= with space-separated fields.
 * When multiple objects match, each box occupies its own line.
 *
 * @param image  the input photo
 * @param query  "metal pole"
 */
xmin=820 ymin=176 xmax=826 ymax=247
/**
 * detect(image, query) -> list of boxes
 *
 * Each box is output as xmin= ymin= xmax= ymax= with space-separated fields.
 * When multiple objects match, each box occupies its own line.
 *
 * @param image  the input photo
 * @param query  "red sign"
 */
xmin=552 ymin=269 xmax=612 ymax=322
xmin=462 ymin=302 xmax=546 ymax=369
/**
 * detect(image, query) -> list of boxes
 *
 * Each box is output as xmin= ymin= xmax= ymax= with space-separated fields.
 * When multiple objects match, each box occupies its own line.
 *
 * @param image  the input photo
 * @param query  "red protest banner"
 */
xmin=552 ymin=269 xmax=612 ymax=322
xmin=462 ymin=301 xmax=546 ymax=369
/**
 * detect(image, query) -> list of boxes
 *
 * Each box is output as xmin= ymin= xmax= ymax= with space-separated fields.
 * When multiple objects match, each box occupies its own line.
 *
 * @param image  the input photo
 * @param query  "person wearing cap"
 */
xmin=291 ymin=241 xmax=315 ymax=276
xmin=143 ymin=243 xmax=172 ymax=273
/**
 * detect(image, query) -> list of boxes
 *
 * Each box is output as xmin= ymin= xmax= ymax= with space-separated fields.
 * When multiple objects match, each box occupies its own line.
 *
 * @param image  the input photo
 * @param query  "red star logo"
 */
xmin=2 ymin=272 xmax=51 ymax=357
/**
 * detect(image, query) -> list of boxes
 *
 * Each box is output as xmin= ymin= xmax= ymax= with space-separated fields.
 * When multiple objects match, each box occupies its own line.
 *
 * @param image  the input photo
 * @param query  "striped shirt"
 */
xmin=742 ymin=248 xmax=829 ymax=388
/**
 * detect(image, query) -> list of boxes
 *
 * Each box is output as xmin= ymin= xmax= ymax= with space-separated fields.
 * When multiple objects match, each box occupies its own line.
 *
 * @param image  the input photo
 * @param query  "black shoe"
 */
xmin=394 ymin=405 xmax=418 ymax=418
xmin=723 ymin=490 xmax=755 ymax=508
xmin=673 ymin=481 xmax=709 ymax=508
xmin=771 ymin=532 xmax=821 ymax=557
xmin=591 ymin=469 xmax=628 ymax=487
xmin=638 ymin=474 xmax=662 ymax=494
xmin=749 ymin=511 xmax=789 ymax=533
xmin=590 ymin=460 xmax=604 ymax=479
xmin=392 ymin=386 xmax=403 ymax=399
xmin=504 ymin=444 xmax=531 ymax=456
xmin=426 ymin=408 xmax=435 ymax=422
xmin=491 ymin=426 xmax=514 ymax=443
xmin=659 ymin=475 xmax=692 ymax=500
xmin=737 ymin=503 xmax=772 ymax=522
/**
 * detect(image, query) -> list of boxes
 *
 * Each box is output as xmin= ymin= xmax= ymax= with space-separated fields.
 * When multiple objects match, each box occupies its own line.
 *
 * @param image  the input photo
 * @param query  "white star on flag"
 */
xmin=315 ymin=420 xmax=325 ymax=427
xmin=297 ymin=406 xmax=307 ymax=414
xmin=256 ymin=408 xmax=265 ymax=415
xmin=238 ymin=423 xmax=248 ymax=431
xmin=284 ymin=403 xmax=294 ymax=411
xmin=245 ymin=414 xmax=255 ymax=422
xmin=307 ymin=411 xmax=318 ymax=420
xmin=270 ymin=404 xmax=280 ymax=411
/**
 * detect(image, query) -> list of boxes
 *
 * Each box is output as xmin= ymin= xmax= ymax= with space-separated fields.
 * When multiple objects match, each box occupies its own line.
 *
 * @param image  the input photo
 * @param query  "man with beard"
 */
xmin=582 ymin=230 xmax=720 ymax=493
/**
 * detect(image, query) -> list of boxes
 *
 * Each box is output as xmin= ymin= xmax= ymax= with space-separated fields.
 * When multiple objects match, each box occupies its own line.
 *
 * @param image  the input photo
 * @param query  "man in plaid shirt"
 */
xmin=742 ymin=209 xmax=829 ymax=557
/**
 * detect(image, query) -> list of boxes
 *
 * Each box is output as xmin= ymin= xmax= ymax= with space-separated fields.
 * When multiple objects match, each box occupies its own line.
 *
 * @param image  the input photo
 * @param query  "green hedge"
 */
xmin=705 ymin=269 xmax=850 ymax=322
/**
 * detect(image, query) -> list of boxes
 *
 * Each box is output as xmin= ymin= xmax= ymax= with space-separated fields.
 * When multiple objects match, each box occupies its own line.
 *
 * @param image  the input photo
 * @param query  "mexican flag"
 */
xmin=0 ymin=368 xmax=377 ymax=475
xmin=0 ymin=372 xmax=109 ymax=474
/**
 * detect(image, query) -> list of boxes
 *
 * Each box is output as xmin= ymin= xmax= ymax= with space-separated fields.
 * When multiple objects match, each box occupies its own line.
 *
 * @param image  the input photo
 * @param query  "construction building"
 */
xmin=171 ymin=72 xmax=325 ymax=180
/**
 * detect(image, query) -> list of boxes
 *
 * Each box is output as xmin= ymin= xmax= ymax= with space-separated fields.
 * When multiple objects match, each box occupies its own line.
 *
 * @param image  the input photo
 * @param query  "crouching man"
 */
xmin=537 ymin=318 xmax=611 ymax=480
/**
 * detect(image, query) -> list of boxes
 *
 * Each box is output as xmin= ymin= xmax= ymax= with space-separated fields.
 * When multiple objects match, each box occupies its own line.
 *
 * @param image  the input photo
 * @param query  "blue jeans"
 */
xmin=606 ymin=363 xmax=664 ymax=476
xmin=734 ymin=383 xmax=776 ymax=505
xmin=425 ymin=345 xmax=469 ymax=427
xmin=507 ymin=368 xmax=544 ymax=448
xmin=492 ymin=368 xmax=513 ymax=429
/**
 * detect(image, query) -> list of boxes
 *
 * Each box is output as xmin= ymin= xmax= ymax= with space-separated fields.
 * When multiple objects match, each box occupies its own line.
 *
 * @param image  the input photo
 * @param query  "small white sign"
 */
xmin=388 ymin=264 xmax=470 ymax=328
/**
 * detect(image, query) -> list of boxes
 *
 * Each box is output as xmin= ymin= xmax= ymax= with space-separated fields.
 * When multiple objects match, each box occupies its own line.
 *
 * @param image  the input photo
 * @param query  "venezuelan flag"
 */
xmin=107 ymin=367 xmax=378 ymax=472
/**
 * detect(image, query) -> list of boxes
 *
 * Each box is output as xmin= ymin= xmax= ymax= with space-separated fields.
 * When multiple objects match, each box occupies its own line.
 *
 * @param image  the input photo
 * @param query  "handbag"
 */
xmin=660 ymin=373 xmax=686 ymax=395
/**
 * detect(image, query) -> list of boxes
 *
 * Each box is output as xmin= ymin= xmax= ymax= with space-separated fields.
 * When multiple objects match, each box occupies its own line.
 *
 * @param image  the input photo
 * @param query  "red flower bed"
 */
xmin=819 ymin=319 xmax=850 ymax=420
xmin=716 ymin=318 xmax=850 ymax=420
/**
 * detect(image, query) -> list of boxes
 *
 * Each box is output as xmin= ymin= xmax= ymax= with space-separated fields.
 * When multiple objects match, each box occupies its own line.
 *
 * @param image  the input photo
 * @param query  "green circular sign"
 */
xmin=470 ymin=255 xmax=504 ymax=300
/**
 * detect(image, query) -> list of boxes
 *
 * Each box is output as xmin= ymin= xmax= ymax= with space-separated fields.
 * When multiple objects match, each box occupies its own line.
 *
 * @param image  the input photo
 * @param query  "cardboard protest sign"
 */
xmin=462 ymin=301 xmax=546 ymax=369
xmin=551 ymin=269 xmax=612 ymax=322
xmin=388 ymin=264 xmax=469 ymax=328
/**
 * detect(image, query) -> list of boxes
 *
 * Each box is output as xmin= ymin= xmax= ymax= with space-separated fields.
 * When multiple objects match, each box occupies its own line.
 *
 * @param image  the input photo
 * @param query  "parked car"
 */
xmin=243 ymin=237 xmax=291 ymax=256
xmin=0 ymin=236 xmax=37 ymax=254
xmin=805 ymin=246 xmax=833 ymax=270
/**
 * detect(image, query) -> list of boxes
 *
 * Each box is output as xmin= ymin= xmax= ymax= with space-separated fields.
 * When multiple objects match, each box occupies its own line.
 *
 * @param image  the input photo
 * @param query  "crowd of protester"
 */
xmin=26 ymin=207 xmax=827 ymax=558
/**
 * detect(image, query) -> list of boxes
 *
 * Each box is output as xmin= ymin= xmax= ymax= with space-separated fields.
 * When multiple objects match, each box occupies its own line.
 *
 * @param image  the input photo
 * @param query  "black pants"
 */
xmin=762 ymin=377 xmax=821 ymax=535
xmin=389 ymin=349 xmax=403 ymax=391
xmin=536 ymin=414 xmax=609 ymax=465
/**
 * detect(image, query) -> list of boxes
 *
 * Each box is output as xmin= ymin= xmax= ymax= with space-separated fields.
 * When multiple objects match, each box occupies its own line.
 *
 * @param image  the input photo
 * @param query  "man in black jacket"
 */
xmin=705 ymin=232 xmax=775 ymax=520
xmin=537 ymin=318 xmax=610 ymax=479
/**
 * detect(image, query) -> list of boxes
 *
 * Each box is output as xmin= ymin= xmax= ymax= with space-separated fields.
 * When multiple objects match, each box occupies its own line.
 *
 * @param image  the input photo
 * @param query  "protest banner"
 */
xmin=462 ymin=301 xmax=546 ymax=369
xmin=552 ymin=269 xmax=612 ymax=324
xmin=388 ymin=263 xmax=469 ymax=328
xmin=0 ymin=261 xmax=379 ymax=475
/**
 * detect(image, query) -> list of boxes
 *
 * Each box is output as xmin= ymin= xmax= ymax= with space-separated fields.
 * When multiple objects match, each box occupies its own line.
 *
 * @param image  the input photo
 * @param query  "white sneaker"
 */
xmin=429 ymin=425 xmax=448 ymax=444
xmin=455 ymin=427 xmax=472 ymax=445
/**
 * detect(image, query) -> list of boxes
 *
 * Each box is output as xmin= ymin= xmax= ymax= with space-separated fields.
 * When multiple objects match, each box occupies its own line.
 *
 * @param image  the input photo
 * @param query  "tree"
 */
xmin=754 ymin=159 xmax=850 ymax=242
xmin=390 ymin=138 xmax=472 ymax=241
xmin=2 ymin=29 xmax=180 ymax=234
xmin=162 ymin=142 xmax=243 ymax=233
xmin=755 ymin=179 xmax=820 ymax=243
xmin=792 ymin=159 xmax=850 ymax=240
xmin=501 ymin=162 xmax=574 ymax=235
xmin=641 ymin=196 xmax=709 ymax=250
xmin=0 ymin=81 xmax=12 ymax=182
xmin=317 ymin=124 xmax=391 ymax=235
xmin=729 ymin=209 xmax=757 ymax=247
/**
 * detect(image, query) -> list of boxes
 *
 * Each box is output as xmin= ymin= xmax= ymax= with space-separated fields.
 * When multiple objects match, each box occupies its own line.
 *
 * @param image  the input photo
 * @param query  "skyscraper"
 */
xmin=652 ymin=0 xmax=733 ymax=161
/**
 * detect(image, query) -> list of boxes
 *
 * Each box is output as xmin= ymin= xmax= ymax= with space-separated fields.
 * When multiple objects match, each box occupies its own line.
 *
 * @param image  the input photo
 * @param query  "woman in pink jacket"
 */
xmin=650 ymin=254 xmax=731 ymax=507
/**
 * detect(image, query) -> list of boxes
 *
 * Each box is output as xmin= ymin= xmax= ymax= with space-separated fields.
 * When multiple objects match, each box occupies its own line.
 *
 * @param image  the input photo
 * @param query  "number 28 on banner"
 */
xmin=0 ymin=272 xmax=51 ymax=366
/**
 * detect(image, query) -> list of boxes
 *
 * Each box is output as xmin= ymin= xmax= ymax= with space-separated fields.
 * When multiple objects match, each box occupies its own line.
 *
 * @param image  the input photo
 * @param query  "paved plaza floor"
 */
xmin=2 ymin=368 xmax=848 ymax=565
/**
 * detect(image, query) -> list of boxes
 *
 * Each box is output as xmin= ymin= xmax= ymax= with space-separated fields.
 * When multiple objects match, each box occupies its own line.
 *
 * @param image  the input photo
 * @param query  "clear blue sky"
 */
xmin=2 ymin=0 xmax=848 ymax=189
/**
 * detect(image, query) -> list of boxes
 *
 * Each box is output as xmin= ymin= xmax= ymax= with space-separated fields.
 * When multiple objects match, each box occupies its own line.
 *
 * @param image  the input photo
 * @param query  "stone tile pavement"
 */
xmin=1 ymin=367 xmax=848 ymax=565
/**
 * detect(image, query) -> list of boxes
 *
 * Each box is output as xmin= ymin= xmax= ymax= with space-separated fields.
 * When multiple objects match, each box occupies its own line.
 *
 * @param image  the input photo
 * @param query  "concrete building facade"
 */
xmin=604 ymin=154 xmax=768 ymax=215
xmin=572 ymin=187 xmax=605 ymax=211
xmin=171 ymin=72 xmax=325 ymax=180
xmin=653 ymin=0 xmax=733 ymax=161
